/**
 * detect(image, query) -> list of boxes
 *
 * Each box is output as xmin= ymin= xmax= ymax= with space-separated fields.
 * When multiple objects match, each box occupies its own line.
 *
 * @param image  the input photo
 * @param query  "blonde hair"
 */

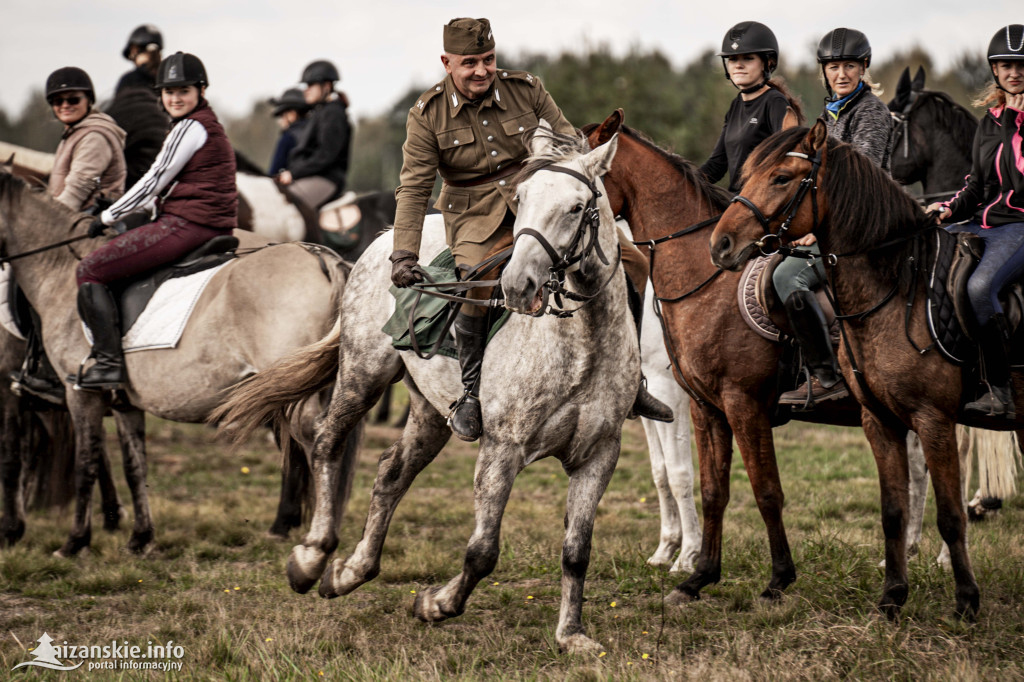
xmin=972 ymin=81 xmax=1005 ymax=108
xmin=818 ymin=65 xmax=883 ymax=96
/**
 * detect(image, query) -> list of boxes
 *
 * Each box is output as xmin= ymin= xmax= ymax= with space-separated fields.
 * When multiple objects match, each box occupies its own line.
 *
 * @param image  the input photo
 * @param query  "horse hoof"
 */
xmin=759 ymin=586 xmax=785 ymax=601
xmin=413 ymin=586 xmax=460 ymax=623
xmin=127 ymin=529 xmax=154 ymax=554
xmin=266 ymin=529 xmax=291 ymax=542
xmin=1 ymin=519 xmax=26 ymax=547
xmin=558 ymin=633 xmax=605 ymax=655
xmin=317 ymin=562 xmax=340 ymax=600
xmin=102 ymin=506 xmax=124 ymax=532
xmin=664 ymin=587 xmax=699 ymax=606
xmin=287 ymin=545 xmax=329 ymax=594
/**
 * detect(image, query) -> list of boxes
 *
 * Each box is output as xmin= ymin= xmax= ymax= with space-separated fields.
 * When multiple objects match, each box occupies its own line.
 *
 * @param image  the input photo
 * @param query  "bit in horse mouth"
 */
xmin=527 ymin=289 xmax=544 ymax=314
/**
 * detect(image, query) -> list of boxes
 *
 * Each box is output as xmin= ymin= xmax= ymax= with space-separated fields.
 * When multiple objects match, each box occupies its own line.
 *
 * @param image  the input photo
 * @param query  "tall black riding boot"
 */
xmin=10 ymin=308 xmax=66 ymax=405
xmin=67 ymin=282 xmax=127 ymax=391
xmin=964 ymin=316 xmax=1014 ymax=419
xmin=626 ymin=279 xmax=674 ymax=423
xmin=449 ymin=311 xmax=488 ymax=441
xmin=778 ymin=289 xmax=849 ymax=408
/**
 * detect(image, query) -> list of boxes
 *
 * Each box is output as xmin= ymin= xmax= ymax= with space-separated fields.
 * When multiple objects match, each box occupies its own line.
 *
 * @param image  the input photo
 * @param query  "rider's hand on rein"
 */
xmin=87 ymin=218 xmax=108 ymax=239
xmin=389 ymin=249 xmax=424 ymax=288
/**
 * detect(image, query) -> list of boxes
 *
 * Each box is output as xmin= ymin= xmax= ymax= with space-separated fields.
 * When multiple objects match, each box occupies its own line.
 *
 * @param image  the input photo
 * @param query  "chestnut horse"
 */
xmin=709 ymin=121 xmax=985 ymax=620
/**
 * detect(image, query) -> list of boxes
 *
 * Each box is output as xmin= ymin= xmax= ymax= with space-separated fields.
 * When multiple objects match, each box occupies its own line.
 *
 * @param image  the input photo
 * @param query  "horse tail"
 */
xmin=211 ymin=318 xmax=341 ymax=445
xmin=968 ymin=427 xmax=1021 ymax=499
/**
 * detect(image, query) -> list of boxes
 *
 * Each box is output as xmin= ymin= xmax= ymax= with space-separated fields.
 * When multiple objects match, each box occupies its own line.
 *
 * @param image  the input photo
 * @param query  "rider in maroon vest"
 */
xmin=72 ymin=52 xmax=237 ymax=391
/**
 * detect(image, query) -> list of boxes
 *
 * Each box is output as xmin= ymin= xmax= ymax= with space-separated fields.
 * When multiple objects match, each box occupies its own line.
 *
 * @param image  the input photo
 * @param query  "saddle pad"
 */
xmin=382 ymin=248 xmax=509 ymax=359
xmin=926 ymin=229 xmax=973 ymax=365
xmin=739 ymin=256 xmax=782 ymax=342
xmin=0 ymin=267 xmax=27 ymax=341
xmin=119 ymin=260 xmax=232 ymax=353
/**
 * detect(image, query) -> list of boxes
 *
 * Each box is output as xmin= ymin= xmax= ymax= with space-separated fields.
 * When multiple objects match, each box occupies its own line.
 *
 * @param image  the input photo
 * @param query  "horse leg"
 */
xmin=319 ymin=384 xmax=450 ymax=597
xmin=112 ymin=408 xmax=153 ymax=553
xmin=916 ymin=419 xmax=979 ymax=620
xmin=554 ymin=437 xmax=620 ymax=654
xmin=269 ymin=434 xmax=308 ymax=539
xmin=643 ymin=417 xmax=681 ymax=568
xmin=0 ymin=398 xmax=26 ymax=546
xmin=662 ymin=407 xmax=700 ymax=574
xmin=97 ymin=441 xmax=124 ymax=532
xmin=668 ymin=403 xmax=733 ymax=603
xmin=54 ymin=394 xmax=108 ymax=558
xmin=286 ymin=345 xmax=396 ymax=593
xmin=862 ymin=412 xmax=911 ymax=619
xmin=906 ymin=432 xmax=927 ymax=560
xmin=414 ymin=441 xmax=522 ymax=624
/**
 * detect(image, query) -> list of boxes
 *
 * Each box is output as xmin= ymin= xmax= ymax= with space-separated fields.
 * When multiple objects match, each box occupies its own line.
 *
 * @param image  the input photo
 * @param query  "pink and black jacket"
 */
xmin=944 ymin=103 xmax=1024 ymax=228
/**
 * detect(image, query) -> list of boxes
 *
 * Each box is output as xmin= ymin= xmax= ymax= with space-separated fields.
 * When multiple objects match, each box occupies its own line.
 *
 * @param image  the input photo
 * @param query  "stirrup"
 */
xmin=447 ymin=391 xmax=482 ymax=441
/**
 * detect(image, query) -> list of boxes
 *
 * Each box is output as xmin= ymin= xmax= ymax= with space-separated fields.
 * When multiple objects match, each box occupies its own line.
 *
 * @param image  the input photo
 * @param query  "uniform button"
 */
xmin=496 ymin=164 xmax=501 ymax=169
xmin=502 ymin=72 xmax=508 ymax=77
xmin=453 ymin=139 xmax=459 ymax=145
xmin=490 ymin=150 xmax=498 ymax=157
xmin=448 ymin=203 xmax=453 ymax=209
xmin=482 ymin=120 xmax=488 ymax=126
xmin=499 ymin=180 xmax=506 ymax=186
xmin=518 ymin=126 xmax=524 ymax=132
xmin=487 ymin=135 xmax=494 ymax=141
xmin=435 ymin=86 xmax=441 ymax=91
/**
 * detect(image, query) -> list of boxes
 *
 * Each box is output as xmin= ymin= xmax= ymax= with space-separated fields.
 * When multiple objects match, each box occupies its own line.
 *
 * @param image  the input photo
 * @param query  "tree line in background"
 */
xmin=0 ymin=45 xmax=993 ymax=196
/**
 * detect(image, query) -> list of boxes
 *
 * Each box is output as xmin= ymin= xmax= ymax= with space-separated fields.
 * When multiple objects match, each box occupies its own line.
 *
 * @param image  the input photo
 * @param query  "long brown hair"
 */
xmin=767 ymin=75 xmax=805 ymax=124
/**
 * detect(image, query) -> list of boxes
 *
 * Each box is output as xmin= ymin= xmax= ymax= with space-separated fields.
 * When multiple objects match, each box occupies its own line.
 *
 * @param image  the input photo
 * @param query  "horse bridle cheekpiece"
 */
xmin=513 ymin=164 xmax=617 ymax=317
xmin=730 ymin=147 xmax=822 ymax=256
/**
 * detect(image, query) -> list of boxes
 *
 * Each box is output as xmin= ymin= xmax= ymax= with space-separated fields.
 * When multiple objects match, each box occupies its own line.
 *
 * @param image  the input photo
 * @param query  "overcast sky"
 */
xmin=0 ymin=1 xmax=1016 ymax=122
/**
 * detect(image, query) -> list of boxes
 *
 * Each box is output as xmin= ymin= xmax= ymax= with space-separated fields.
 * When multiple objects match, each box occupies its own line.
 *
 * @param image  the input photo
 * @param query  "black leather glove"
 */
xmin=389 ymin=249 xmax=423 ymax=288
xmin=87 ymin=218 xmax=108 ymax=239
xmin=86 ymin=196 xmax=113 ymax=217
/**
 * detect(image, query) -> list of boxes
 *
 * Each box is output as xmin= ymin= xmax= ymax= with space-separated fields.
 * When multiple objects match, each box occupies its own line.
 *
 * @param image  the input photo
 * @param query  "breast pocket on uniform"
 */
xmin=500 ymin=112 xmax=539 ymax=140
xmin=437 ymin=126 xmax=476 ymax=167
xmin=435 ymin=187 xmax=469 ymax=215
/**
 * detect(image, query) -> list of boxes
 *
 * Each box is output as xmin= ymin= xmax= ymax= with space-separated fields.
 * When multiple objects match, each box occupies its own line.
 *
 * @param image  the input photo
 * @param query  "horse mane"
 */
xmin=513 ymin=128 xmax=592 ymax=185
xmin=912 ymin=91 xmax=978 ymax=150
xmin=580 ymin=123 xmax=732 ymax=212
xmin=748 ymin=127 xmax=934 ymax=281
xmin=0 ymin=169 xmax=80 ymax=225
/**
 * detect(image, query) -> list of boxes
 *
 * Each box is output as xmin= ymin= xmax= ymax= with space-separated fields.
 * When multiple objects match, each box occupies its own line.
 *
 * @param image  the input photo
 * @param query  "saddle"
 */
xmin=114 ymin=234 xmax=239 ymax=334
xmin=738 ymin=254 xmax=840 ymax=344
xmin=318 ymin=191 xmax=363 ymax=251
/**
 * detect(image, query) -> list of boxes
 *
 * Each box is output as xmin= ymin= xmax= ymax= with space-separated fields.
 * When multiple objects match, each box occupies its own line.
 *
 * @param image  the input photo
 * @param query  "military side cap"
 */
xmin=443 ymin=18 xmax=494 ymax=55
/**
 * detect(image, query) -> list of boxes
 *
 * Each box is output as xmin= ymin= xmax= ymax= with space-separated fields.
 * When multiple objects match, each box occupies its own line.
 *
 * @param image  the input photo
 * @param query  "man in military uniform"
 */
xmin=390 ymin=17 xmax=672 ymax=442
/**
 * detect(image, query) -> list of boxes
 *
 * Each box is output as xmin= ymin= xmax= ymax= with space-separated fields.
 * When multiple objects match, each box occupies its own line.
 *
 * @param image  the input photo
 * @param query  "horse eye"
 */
xmin=570 ymin=203 xmax=584 ymax=214
xmin=772 ymin=175 xmax=791 ymax=186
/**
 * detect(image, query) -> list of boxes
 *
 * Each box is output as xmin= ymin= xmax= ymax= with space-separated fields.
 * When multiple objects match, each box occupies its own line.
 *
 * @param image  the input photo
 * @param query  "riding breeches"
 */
xmin=772 ymin=244 xmax=826 ymax=303
xmin=76 ymin=214 xmax=224 ymax=286
xmin=949 ymin=221 xmax=1024 ymax=325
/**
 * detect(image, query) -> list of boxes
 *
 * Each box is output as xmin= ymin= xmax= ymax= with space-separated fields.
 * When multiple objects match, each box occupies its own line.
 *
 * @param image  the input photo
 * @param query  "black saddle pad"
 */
xmin=926 ymin=229 xmax=974 ymax=365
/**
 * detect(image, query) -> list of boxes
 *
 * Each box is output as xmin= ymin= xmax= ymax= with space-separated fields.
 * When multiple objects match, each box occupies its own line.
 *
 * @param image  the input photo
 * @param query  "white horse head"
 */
xmin=502 ymin=120 xmax=619 ymax=314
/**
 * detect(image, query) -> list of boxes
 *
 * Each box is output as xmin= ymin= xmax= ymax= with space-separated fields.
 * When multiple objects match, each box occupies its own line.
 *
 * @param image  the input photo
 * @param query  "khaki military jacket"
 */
xmin=393 ymin=70 xmax=574 ymax=255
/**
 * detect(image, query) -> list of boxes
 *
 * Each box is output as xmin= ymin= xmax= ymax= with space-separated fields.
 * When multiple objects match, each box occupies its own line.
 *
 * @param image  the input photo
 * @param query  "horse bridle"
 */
xmin=890 ymin=89 xmax=920 ymax=159
xmin=513 ymin=164 xmax=619 ymax=317
xmin=729 ymin=147 xmax=823 ymax=256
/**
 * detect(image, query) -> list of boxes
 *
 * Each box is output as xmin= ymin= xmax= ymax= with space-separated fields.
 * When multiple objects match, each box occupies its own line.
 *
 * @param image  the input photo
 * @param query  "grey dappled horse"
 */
xmin=0 ymin=169 xmax=350 ymax=556
xmin=214 ymin=125 xmax=637 ymax=653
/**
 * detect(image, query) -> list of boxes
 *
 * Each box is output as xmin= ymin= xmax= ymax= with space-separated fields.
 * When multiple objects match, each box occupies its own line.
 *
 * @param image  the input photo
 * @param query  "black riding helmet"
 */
xmin=45 ymin=66 xmax=95 ymax=104
xmin=817 ymin=28 xmax=871 ymax=97
xmin=717 ymin=21 xmax=779 ymax=93
xmin=987 ymin=25 xmax=1024 ymax=87
xmin=122 ymin=24 xmax=163 ymax=61
xmin=155 ymin=52 xmax=208 ymax=90
xmin=301 ymin=60 xmax=340 ymax=85
xmin=270 ymin=88 xmax=310 ymax=117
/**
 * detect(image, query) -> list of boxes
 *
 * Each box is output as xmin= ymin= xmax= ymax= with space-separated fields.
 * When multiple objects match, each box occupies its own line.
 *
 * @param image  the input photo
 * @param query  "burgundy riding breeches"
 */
xmin=76 ymin=214 xmax=224 ymax=286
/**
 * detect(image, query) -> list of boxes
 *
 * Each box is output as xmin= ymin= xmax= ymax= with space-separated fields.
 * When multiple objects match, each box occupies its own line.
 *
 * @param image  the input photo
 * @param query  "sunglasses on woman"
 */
xmin=50 ymin=96 xmax=82 ymax=106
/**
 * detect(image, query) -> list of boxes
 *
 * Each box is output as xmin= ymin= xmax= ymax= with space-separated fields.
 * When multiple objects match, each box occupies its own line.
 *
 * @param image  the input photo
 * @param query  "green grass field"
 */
xmin=1 ymin=410 xmax=1022 ymax=680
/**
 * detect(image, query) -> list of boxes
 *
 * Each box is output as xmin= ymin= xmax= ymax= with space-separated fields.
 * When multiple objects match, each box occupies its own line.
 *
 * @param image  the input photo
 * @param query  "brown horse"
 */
xmin=708 ymin=120 xmax=982 ymax=620
xmin=584 ymin=111 xmax=871 ymax=606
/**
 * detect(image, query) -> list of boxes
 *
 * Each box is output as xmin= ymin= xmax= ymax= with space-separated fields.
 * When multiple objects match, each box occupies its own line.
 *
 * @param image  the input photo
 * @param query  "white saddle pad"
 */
xmin=119 ymin=261 xmax=232 ymax=353
xmin=0 ymin=266 xmax=26 ymax=341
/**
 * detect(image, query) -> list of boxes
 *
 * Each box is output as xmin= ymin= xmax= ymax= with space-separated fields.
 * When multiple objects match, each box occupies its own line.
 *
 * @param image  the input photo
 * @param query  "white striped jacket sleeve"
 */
xmin=100 ymin=118 xmax=208 ymax=225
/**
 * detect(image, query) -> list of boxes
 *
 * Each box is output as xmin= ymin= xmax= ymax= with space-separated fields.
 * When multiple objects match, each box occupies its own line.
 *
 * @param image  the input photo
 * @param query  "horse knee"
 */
xmin=562 ymin=539 xmax=592 ymax=581
xmin=464 ymin=537 xmax=500 ymax=578
xmin=880 ymin=499 xmax=905 ymax=540
xmin=936 ymin=510 xmax=965 ymax=546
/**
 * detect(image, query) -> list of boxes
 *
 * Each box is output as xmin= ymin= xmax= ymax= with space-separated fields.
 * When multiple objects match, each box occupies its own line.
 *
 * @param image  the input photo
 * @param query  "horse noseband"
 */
xmin=731 ymin=148 xmax=822 ymax=256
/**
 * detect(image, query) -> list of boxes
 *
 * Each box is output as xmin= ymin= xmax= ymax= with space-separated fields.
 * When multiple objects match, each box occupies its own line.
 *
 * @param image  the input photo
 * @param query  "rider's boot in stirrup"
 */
xmin=10 ymin=309 xmax=66 ymax=405
xmin=449 ymin=311 xmax=488 ymax=441
xmin=626 ymin=278 xmax=674 ymax=422
xmin=964 ymin=315 xmax=1015 ymax=419
xmin=67 ymin=282 xmax=127 ymax=391
xmin=778 ymin=289 xmax=848 ymax=409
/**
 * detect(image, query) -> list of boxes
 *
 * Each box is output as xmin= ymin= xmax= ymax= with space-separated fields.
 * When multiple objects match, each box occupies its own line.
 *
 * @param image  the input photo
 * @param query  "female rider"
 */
xmin=776 ymin=27 xmax=893 ymax=408
xmin=700 ymin=21 xmax=803 ymax=192
xmin=12 ymin=67 xmax=127 ymax=403
xmin=74 ymin=52 xmax=237 ymax=391
xmin=928 ymin=25 xmax=1024 ymax=419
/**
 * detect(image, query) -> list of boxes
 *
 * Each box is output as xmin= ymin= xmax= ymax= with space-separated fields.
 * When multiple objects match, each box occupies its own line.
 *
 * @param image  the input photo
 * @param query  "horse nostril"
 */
xmin=717 ymin=234 xmax=733 ymax=255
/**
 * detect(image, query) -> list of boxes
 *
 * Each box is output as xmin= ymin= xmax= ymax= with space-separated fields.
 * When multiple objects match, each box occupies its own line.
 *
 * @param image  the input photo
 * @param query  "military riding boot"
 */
xmin=778 ymin=290 xmax=849 ymax=408
xmin=68 ymin=283 xmax=127 ymax=391
xmin=10 ymin=309 xmax=65 ymax=406
xmin=964 ymin=316 xmax=1014 ymax=419
xmin=626 ymin=279 xmax=674 ymax=423
xmin=449 ymin=312 xmax=488 ymax=442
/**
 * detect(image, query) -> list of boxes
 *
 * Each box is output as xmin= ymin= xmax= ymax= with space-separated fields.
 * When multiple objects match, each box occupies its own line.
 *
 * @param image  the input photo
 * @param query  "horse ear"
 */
xmin=594 ymin=109 xmax=624 ymax=145
xmin=912 ymin=66 xmax=926 ymax=92
xmin=581 ymin=133 xmax=618 ymax=179
xmin=804 ymin=118 xmax=828 ymax=153
xmin=530 ymin=119 xmax=555 ymax=157
xmin=896 ymin=67 xmax=911 ymax=98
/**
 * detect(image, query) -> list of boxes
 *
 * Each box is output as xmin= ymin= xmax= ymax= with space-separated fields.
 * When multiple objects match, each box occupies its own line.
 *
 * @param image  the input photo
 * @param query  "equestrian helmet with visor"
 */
xmin=122 ymin=24 xmax=163 ymax=60
xmin=816 ymin=28 xmax=872 ymax=66
xmin=987 ymin=24 xmax=1024 ymax=86
xmin=301 ymin=60 xmax=340 ymax=85
xmin=155 ymin=52 xmax=208 ymax=90
xmin=270 ymin=88 xmax=310 ymax=117
xmin=717 ymin=21 xmax=779 ymax=87
xmin=45 ymin=66 xmax=95 ymax=104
